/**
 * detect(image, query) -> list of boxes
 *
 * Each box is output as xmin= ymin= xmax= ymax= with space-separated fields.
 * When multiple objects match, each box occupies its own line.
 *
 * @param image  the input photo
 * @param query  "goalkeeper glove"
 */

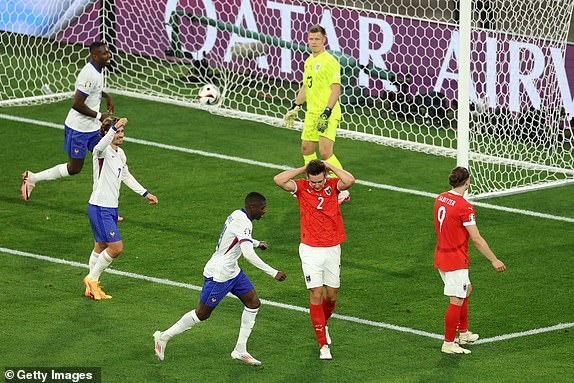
xmin=314 ymin=107 xmax=332 ymax=133
xmin=284 ymin=103 xmax=301 ymax=128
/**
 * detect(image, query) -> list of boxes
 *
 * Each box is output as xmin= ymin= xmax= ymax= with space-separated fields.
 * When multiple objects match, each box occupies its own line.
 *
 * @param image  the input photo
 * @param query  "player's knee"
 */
xmin=318 ymin=148 xmax=333 ymax=160
xmin=107 ymin=243 xmax=123 ymax=257
xmin=195 ymin=307 xmax=212 ymax=321
xmin=246 ymin=297 xmax=261 ymax=310
xmin=67 ymin=164 xmax=83 ymax=175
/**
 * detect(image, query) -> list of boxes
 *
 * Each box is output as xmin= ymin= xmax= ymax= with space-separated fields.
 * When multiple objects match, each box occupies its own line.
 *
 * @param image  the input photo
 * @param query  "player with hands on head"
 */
xmin=83 ymin=116 xmax=158 ymax=301
xmin=274 ymin=160 xmax=354 ymax=360
xmin=154 ymin=192 xmax=286 ymax=366
xmin=22 ymin=41 xmax=114 ymax=201
xmin=434 ymin=166 xmax=506 ymax=355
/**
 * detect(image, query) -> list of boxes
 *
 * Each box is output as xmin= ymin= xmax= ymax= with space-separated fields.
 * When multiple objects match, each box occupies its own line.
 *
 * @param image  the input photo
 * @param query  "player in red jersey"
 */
xmin=434 ymin=166 xmax=506 ymax=354
xmin=274 ymin=160 xmax=355 ymax=360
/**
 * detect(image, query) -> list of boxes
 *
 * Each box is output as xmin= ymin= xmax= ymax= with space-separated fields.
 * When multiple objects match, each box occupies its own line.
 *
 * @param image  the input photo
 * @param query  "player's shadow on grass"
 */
xmin=417 ymin=353 xmax=462 ymax=383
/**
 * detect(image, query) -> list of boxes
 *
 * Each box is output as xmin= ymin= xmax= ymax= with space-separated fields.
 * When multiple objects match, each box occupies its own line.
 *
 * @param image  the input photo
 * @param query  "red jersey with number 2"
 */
xmin=434 ymin=191 xmax=476 ymax=271
xmin=294 ymin=178 xmax=346 ymax=247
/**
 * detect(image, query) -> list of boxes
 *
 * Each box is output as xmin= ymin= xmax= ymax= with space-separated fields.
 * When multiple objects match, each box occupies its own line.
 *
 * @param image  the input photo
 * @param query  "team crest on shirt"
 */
xmin=468 ymin=214 xmax=476 ymax=222
xmin=315 ymin=63 xmax=321 ymax=71
xmin=110 ymin=231 xmax=115 ymax=237
xmin=244 ymin=228 xmax=251 ymax=236
xmin=83 ymin=81 xmax=92 ymax=88
xmin=324 ymin=186 xmax=332 ymax=196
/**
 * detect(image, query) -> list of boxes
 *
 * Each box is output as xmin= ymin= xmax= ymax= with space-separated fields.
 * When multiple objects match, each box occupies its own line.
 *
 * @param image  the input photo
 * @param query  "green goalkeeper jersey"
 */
xmin=303 ymin=51 xmax=342 ymax=117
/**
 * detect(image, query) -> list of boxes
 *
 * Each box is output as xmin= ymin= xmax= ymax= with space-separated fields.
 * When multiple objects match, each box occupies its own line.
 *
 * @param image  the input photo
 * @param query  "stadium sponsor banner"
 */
xmin=2 ymin=0 xmax=573 ymax=116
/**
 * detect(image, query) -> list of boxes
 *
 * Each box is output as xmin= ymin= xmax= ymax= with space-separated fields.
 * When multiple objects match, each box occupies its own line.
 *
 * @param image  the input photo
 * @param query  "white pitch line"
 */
xmin=0 ymin=246 xmax=441 ymax=340
xmin=2 ymin=113 xmax=573 ymax=224
xmin=474 ymin=322 xmax=574 ymax=344
xmin=3 ymin=246 xmax=573 ymax=344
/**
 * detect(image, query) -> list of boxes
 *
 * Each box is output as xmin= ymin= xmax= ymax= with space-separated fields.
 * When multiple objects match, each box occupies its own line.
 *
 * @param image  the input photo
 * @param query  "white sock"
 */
xmin=87 ymin=249 xmax=113 ymax=281
xmin=88 ymin=250 xmax=100 ymax=273
xmin=234 ymin=307 xmax=259 ymax=353
xmin=163 ymin=310 xmax=201 ymax=341
xmin=30 ymin=163 xmax=70 ymax=183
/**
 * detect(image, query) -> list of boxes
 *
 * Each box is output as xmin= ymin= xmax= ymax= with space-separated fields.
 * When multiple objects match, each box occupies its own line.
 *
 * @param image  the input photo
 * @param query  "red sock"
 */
xmin=322 ymin=298 xmax=336 ymax=321
xmin=458 ymin=298 xmax=469 ymax=333
xmin=310 ymin=304 xmax=327 ymax=346
xmin=444 ymin=304 xmax=462 ymax=342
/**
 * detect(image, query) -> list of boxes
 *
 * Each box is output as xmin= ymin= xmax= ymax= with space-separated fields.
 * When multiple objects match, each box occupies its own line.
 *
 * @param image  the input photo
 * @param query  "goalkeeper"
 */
xmin=284 ymin=25 xmax=349 ymax=204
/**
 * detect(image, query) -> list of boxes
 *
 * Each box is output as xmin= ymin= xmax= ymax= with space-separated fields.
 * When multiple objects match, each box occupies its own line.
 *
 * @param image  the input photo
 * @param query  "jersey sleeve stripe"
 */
xmin=239 ymin=238 xmax=253 ymax=243
xmin=462 ymin=221 xmax=476 ymax=227
xmin=77 ymin=89 xmax=89 ymax=97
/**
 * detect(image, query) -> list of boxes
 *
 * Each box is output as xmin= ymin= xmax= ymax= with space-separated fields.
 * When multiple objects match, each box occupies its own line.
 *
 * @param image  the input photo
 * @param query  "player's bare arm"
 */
xmin=466 ymin=225 xmax=506 ymax=272
xmin=72 ymin=91 xmax=110 ymax=121
xmin=273 ymin=166 xmax=306 ymax=192
xmin=326 ymin=83 xmax=341 ymax=108
xmin=295 ymin=86 xmax=307 ymax=106
xmin=323 ymin=162 xmax=355 ymax=190
xmin=102 ymin=91 xmax=114 ymax=113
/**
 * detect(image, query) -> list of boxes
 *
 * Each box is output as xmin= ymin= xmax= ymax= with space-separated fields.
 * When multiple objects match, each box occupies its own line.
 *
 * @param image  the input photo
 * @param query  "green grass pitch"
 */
xmin=1 ymin=95 xmax=573 ymax=382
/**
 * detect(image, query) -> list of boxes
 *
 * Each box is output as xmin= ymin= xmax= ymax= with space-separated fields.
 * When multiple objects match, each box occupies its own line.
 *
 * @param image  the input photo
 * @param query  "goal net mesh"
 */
xmin=1 ymin=0 xmax=573 ymax=197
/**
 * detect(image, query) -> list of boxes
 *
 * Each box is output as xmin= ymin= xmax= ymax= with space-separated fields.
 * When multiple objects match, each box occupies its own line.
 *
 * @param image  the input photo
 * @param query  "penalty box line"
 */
xmin=2 ymin=113 xmax=573 ymax=223
xmin=3 ymin=247 xmax=573 ymax=344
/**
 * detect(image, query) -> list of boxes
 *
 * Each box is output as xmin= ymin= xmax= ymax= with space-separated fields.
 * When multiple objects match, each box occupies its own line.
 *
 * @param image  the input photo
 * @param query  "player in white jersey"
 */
xmin=21 ymin=41 xmax=114 ymax=201
xmin=83 ymin=117 xmax=158 ymax=300
xmin=153 ymin=192 xmax=287 ymax=365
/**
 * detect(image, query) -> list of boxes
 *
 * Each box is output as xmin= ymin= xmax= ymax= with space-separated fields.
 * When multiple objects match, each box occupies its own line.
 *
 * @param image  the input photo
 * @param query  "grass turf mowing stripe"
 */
xmin=3 ymin=246 xmax=573 ymax=344
xmin=2 ymin=113 xmax=573 ymax=223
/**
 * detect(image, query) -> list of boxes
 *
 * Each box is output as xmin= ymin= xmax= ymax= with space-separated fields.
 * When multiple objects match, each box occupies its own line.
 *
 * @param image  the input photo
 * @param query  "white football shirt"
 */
xmin=203 ymin=209 xmax=259 ymax=282
xmin=64 ymin=61 xmax=105 ymax=133
xmin=88 ymin=127 xmax=147 ymax=208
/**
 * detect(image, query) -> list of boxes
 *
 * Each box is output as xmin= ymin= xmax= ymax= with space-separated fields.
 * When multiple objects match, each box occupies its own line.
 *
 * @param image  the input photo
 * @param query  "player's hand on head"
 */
xmin=115 ymin=117 xmax=128 ymax=128
xmin=146 ymin=193 xmax=158 ymax=205
xmin=274 ymin=271 xmax=287 ymax=281
xmin=258 ymin=241 xmax=268 ymax=251
xmin=492 ymin=259 xmax=506 ymax=272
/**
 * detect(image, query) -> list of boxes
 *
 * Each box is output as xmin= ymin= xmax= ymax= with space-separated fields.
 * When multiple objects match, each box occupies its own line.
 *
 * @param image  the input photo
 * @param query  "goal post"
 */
xmin=1 ymin=0 xmax=573 ymax=198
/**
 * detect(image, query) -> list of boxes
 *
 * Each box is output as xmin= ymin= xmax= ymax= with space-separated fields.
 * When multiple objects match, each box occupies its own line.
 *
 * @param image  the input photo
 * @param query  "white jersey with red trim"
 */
xmin=64 ymin=61 xmax=105 ymax=133
xmin=203 ymin=209 xmax=258 ymax=282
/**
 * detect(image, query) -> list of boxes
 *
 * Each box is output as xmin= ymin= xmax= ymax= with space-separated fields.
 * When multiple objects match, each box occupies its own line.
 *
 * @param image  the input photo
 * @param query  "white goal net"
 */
xmin=1 ymin=0 xmax=573 ymax=198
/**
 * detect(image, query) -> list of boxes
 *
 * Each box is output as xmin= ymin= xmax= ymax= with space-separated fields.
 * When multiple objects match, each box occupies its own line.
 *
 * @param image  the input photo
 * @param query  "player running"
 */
xmin=22 ymin=42 xmax=114 ymax=201
xmin=153 ymin=192 xmax=286 ymax=365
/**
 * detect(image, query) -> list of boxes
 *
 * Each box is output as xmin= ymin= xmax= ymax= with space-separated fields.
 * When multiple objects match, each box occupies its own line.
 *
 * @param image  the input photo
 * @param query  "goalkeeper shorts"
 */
xmin=301 ymin=111 xmax=340 ymax=142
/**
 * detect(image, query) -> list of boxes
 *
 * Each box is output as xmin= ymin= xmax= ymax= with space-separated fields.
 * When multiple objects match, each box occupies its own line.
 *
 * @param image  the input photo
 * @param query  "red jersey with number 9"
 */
xmin=294 ymin=178 xmax=346 ymax=247
xmin=434 ymin=191 xmax=476 ymax=271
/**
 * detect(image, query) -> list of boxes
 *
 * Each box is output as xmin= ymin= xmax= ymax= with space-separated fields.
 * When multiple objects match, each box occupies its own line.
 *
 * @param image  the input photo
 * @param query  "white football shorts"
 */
xmin=439 ymin=269 xmax=471 ymax=298
xmin=299 ymin=243 xmax=341 ymax=289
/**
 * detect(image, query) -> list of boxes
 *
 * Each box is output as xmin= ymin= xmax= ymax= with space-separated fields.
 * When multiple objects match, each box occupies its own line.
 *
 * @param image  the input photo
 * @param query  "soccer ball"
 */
xmin=198 ymin=84 xmax=220 ymax=105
